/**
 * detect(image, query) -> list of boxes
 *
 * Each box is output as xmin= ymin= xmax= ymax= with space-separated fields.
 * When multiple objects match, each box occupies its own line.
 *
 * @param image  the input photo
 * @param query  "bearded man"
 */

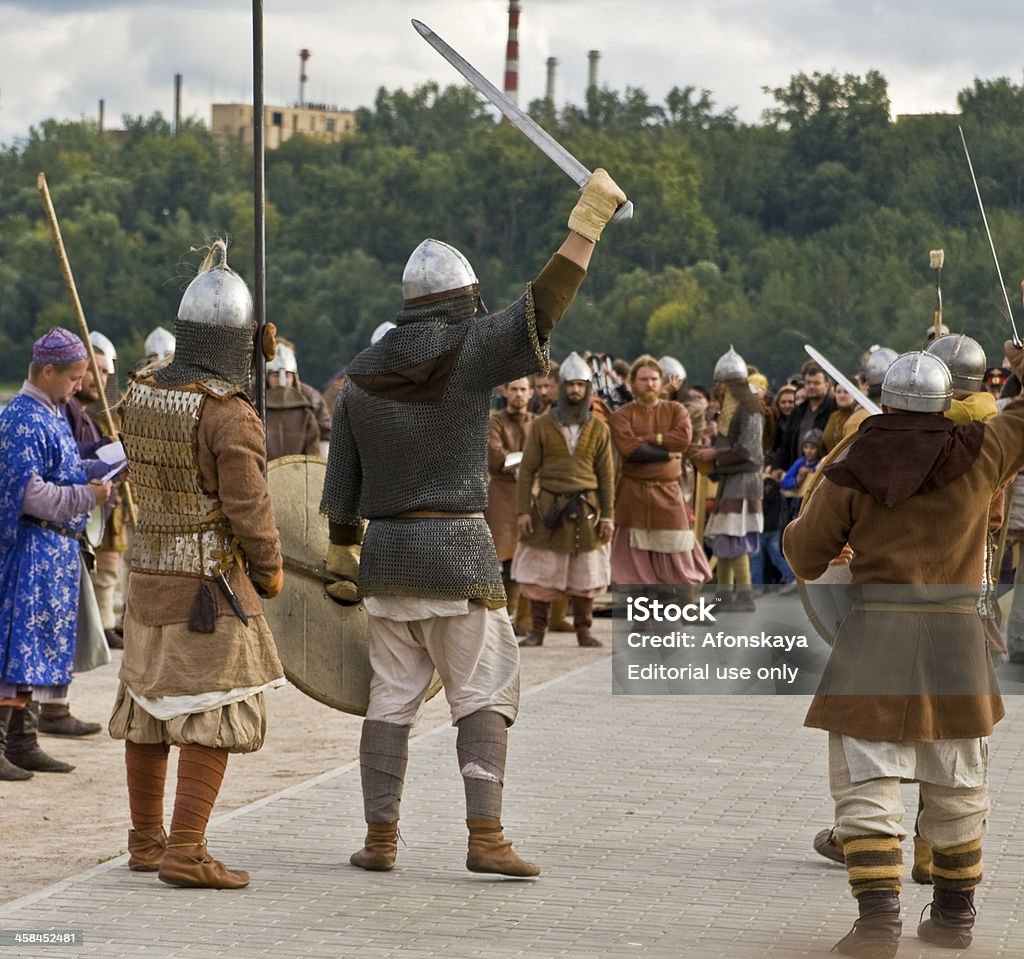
xmin=610 ymin=355 xmax=711 ymax=594
xmin=321 ymin=170 xmax=628 ymax=878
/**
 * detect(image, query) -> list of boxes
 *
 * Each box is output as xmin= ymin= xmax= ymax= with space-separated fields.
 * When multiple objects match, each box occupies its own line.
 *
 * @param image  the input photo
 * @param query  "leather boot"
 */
xmin=0 ymin=707 xmax=33 ymax=781
xmin=158 ymin=834 xmax=250 ymax=889
xmin=812 ymin=826 xmax=845 ymax=864
xmin=834 ymin=891 xmax=902 ymax=958
xmin=519 ymin=601 xmax=549 ymax=647
xmin=466 ymin=819 xmax=540 ymax=877
xmin=504 ymin=580 xmax=525 ymax=636
xmin=572 ymin=596 xmax=602 ymax=647
xmin=39 ymin=702 xmax=102 ymax=737
xmin=548 ymin=594 xmax=573 ymax=631
xmin=917 ymin=888 xmax=976 ymax=948
xmin=6 ymin=702 xmax=74 ymax=773
xmin=128 ymin=827 xmax=167 ymax=872
xmin=350 ymin=821 xmax=399 ymax=871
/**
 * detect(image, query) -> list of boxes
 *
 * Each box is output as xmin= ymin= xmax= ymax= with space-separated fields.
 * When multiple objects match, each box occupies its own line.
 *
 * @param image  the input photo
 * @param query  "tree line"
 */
xmin=2 ymin=71 xmax=1024 ymax=391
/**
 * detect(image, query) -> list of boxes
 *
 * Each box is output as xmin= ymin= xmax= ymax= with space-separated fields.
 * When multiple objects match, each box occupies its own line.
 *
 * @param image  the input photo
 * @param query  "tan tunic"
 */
xmin=515 ymin=412 xmax=614 ymax=556
xmin=783 ymin=396 xmax=1024 ymax=742
xmin=610 ymin=399 xmax=692 ymax=531
xmin=119 ymin=392 xmax=283 ymax=698
xmin=484 ymin=408 xmax=535 ymax=562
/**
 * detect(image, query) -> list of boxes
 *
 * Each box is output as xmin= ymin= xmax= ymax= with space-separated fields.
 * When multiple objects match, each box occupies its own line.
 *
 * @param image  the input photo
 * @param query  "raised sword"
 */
xmin=412 ymin=18 xmax=633 ymax=223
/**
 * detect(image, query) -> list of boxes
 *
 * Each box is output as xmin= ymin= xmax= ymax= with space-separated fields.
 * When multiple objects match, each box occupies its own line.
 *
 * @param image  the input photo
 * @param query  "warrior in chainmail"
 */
xmin=109 ymin=241 xmax=285 ymax=890
xmin=321 ymin=169 xmax=627 ymax=878
xmin=692 ymin=347 xmax=765 ymax=612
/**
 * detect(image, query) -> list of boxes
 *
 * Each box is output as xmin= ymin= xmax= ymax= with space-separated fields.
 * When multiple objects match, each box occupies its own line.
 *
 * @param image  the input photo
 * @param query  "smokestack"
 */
xmin=173 ymin=74 xmax=182 ymax=134
xmin=587 ymin=50 xmax=601 ymax=94
xmin=298 ymin=49 xmax=311 ymax=108
xmin=98 ymin=99 xmax=105 ymax=134
xmin=545 ymin=56 xmax=558 ymax=107
xmin=503 ymin=1 xmax=520 ymax=105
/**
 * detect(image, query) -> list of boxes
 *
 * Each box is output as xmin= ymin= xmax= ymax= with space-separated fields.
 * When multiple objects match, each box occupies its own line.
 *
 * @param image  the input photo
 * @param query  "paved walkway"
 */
xmin=3 ymin=599 xmax=1024 ymax=958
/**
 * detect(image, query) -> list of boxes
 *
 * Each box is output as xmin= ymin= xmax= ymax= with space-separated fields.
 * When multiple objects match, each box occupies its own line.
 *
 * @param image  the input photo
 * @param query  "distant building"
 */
xmin=211 ymin=102 xmax=356 ymax=148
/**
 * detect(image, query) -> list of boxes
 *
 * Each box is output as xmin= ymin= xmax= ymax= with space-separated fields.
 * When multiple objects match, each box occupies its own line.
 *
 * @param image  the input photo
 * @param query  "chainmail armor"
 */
xmin=321 ymin=287 xmax=546 ymax=603
xmin=151 ymin=318 xmax=255 ymax=391
xmin=121 ymin=379 xmax=238 ymax=579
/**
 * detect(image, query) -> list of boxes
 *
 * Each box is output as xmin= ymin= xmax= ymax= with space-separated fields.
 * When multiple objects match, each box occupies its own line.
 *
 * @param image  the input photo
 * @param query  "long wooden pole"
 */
xmin=252 ymin=0 xmax=267 ymax=427
xmin=37 ymin=171 xmax=138 ymax=522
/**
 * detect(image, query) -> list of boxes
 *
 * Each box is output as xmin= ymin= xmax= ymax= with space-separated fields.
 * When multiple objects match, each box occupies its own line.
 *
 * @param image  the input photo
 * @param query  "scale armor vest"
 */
xmin=121 ymin=379 xmax=238 ymax=579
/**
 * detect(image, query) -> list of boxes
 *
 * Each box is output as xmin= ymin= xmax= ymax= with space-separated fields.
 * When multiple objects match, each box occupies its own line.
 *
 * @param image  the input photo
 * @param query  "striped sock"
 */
xmin=931 ymin=839 xmax=982 ymax=892
xmin=844 ymin=834 xmax=903 ymax=898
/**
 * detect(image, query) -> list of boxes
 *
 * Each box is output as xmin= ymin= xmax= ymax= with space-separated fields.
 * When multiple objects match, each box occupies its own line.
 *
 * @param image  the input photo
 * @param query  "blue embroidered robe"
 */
xmin=0 ymin=392 xmax=87 ymax=687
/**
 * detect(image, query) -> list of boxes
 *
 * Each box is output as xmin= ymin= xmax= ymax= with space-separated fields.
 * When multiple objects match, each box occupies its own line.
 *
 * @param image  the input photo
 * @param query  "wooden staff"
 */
xmin=37 ymin=171 xmax=138 ymax=523
xmin=930 ymin=249 xmax=944 ymax=341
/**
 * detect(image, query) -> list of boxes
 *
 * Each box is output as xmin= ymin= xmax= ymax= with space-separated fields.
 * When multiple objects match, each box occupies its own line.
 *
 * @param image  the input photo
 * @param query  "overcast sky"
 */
xmin=1 ymin=0 xmax=1022 ymax=147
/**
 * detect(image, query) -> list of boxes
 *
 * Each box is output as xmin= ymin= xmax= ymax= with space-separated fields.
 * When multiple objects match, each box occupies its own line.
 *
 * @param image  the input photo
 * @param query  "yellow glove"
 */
xmin=325 ymin=543 xmax=361 ymax=603
xmin=568 ymin=168 xmax=627 ymax=242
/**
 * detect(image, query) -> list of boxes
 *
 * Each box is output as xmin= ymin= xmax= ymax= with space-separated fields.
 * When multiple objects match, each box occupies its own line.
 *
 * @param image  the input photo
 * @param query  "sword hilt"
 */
xmin=610 ymin=200 xmax=634 ymax=223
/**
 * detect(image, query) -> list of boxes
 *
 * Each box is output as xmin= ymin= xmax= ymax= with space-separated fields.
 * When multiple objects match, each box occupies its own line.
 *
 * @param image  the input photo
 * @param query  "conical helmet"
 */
xmin=713 ymin=346 xmax=748 ymax=382
xmin=925 ymin=334 xmax=986 ymax=392
xmin=144 ymin=326 xmax=176 ymax=361
xmin=177 ymin=241 xmax=253 ymax=329
xmin=401 ymin=239 xmax=478 ymax=307
xmin=865 ymin=347 xmax=898 ymax=387
xmin=881 ymin=351 xmax=952 ymax=412
xmin=267 ymin=342 xmax=298 ymax=375
xmin=658 ymin=355 xmax=686 ymax=381
xmin=559 ymin=351 xmax=593 ymax=383
xmin=89 ymin=331 xmax=116 ymax=374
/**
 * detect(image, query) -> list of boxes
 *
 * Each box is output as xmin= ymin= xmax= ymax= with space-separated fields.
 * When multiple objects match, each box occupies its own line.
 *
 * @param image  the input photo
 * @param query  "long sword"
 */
xmin=804 ymin=345 xmax=882 ymax=416
xmin=412 ymin=18 xmax=633 ymax=223
xmin=958 ymin=125 xmax=1022 ymax=347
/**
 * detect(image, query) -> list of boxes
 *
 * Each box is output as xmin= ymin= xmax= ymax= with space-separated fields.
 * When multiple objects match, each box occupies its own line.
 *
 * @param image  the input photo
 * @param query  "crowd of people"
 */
xmin=3 ymin=162 xmax=1024 ymax=956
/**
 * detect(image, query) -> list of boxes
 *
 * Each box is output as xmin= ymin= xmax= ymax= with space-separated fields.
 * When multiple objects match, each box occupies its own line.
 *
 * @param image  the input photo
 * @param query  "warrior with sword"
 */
xmin=109 ymin=242 xmax=285 ymax=890
xmin=320 ymin=24 xmax=627 ymax=879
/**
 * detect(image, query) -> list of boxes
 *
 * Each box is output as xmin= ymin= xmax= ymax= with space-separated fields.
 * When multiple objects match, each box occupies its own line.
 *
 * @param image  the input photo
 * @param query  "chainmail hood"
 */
xmin=152 ymin=318 xmax=255 ymax=390
xmin=393 ymin=292 xmax=480 ymax=328
xmin=551 ymin=380 xmax=594 ymax=426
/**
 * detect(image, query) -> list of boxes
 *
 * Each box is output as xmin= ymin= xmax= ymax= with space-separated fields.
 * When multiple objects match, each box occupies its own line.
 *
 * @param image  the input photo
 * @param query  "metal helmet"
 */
xmin=401 ymin=239 xmax=478 ymax=307
xmin=713 ymin=346 xmax=748 ymax=382
xmin=144 ymin=325 xmax=176 ymax=360
xmin=864 ymin=347 xmax=898 ymax=387
xmin=925 ymin=333 xmax=986 ymax=392
xmin=559 ymin=351 xmax=593 ymax=383
xmin=177 ymin=242 xmax=254 ymax=329
xmin=371 ymin=321 xmax=396 ymax=344
xmin=880 ymin=351 xmax=952 ymax=413
xmin=926 ymin=322 xmax=950 ymax=342
xmin=267 ymin=342 xmax=298 ymax=375
xmin=658 ymin=355 xmax=686 ymax=381
xmin=89 ymin=331 xmax=116 ymax=374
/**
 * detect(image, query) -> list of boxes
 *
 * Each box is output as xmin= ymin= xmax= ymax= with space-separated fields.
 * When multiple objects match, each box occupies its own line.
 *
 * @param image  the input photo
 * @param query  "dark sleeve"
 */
xmin=532 ymin=254 xmax=587 ymax=341
xmin=320 ymin=381 xmax=363 ymax=530
xmin=627 ymin=442 xmax=670 ymax=463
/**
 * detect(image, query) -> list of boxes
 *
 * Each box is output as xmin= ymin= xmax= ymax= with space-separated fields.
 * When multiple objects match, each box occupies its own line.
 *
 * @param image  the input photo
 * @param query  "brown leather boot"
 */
xmin=466 ymin=818 xmax=540 ymax=877
xmin=813 ymin=826 xmax=845 ymax=864
xmin=350 ymin=821 xmax=399 ymax=871
xmin=39 ymin=702 xmax=102 ymax=737
xmin=917 ymin=888 xmax=975 ymax=948
xmin=128 ymin=828 xmax=167 ymax=872
xmin=519 ymin=601 xmax=549 ymax=647
xmin=572 ymin=596 xmax=602 ymax=646
xmin=834 ymin=892 xmax=901 ymax=958
xmin=548 ymin=594 xmax=573 ymax=631
xmin=158 ymin=835 xmax=250 ymax=889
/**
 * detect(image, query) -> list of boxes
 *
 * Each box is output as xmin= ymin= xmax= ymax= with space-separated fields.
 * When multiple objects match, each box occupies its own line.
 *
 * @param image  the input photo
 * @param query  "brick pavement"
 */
xmin=2 ymin=599 xmax=1024 ymax=958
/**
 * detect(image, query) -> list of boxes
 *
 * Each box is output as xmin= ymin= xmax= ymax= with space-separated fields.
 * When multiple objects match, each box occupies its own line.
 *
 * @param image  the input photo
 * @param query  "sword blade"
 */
xmin=412 ymin=19 xmax=633 ymax=222
xmin=804 ymin=345 xmax=882 ymax=416
xmin=959 ymin=125 xmax=1022 ymax=346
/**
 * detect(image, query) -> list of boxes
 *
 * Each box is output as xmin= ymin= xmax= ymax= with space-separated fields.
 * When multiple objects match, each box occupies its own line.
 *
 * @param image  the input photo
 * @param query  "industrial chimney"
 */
xmin=299 ymin=49 xmax=311 ymax=108
xmin=587 ymin=50 xmax=601 ymax=94
xmin=545 ymin=56 xmax=558 ymax=107
xmin=503 ymin=2 xmax=520 ymax=105
xmin=173 ymin=74 xmax=182 ymax=134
